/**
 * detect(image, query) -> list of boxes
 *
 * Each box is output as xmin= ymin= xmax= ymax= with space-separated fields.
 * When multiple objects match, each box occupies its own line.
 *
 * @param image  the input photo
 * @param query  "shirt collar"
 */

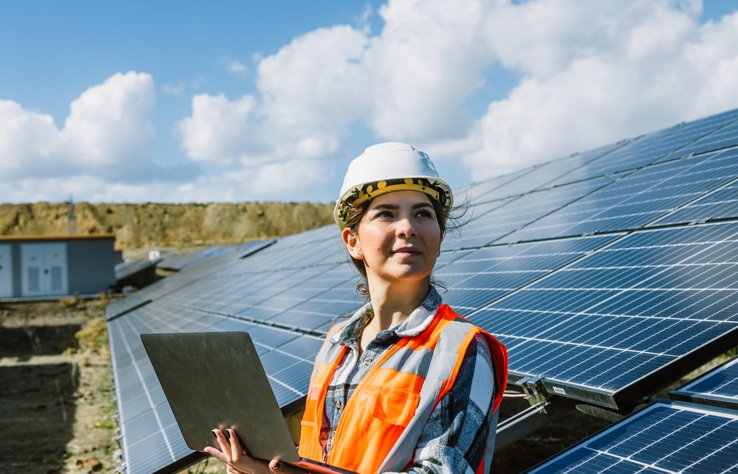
xmin=331 ymin=286 xmax=443 ymax=345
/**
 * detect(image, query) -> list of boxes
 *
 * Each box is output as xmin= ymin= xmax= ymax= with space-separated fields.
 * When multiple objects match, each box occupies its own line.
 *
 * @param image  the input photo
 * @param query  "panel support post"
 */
xmin=494 ymin=396 xmax=578 ymax=451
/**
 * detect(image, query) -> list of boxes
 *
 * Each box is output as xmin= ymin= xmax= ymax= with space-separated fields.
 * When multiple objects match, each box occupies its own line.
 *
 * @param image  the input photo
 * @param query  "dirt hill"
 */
xmin=0 ymin=202 xmax=334 ymax=249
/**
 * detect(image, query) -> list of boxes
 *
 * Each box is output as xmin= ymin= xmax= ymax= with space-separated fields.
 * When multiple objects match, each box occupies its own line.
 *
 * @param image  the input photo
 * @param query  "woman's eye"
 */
xmin=415 ymin=209 xmax=434 ymax=219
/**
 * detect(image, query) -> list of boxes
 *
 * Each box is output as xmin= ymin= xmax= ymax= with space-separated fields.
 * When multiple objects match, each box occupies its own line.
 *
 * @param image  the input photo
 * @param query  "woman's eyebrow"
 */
xmin=371 ymin=202 xmax=432 ymax=210
xmin=372 ymin=203 xmax=399 ymax=210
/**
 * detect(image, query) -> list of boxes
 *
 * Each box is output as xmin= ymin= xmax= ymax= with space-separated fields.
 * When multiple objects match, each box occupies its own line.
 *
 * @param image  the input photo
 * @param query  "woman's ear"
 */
xmin=341 ymin=227 xmax=363 ymax=260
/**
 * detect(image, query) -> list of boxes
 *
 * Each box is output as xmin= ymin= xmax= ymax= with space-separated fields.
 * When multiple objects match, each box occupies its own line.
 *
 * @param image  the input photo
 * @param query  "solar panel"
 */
xmin=459 ymin=167 xmax=536 ymax=204
xmin=671 ymin=357 xmax=738 ymax=411
xmin=114 ymin=258 xmax=159 ymax=281
xmin=443 ymin=177 xmax=613 ymax=250
xmin=509 ymin=141 xmax=631 ymax=191
xmin=654 ymin=153 xmax=738 ymax=226
xmin=106 ymin=240 xmax=276 ymax=321
xmin=458 ymin=141 xmax=630 ymax=206
xmin=109 ymin=311 xmax=199 ymax=474
xmin=673 ymin=115 xmax=738 ymax=159
xmin=436 ymin=235 xmax=619 ymax=315
xmin=470 ymin=222 xmax=738 ymax=410
xmin=528 ymin=401 xmax=738 ymax=473
xmin=563 ymin=107 xmax=738 ymax=180
xmin=503 ymin=148 xmax=738 ymax=243
xmin=157 ymin=241 xmax=266 ymax=271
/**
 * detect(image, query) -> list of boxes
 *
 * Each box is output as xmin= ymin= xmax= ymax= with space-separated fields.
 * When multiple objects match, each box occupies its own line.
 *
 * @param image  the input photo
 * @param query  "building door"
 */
xmin=21 ymin=243 xmax=68 ymax=296
xmin=0 ymin=245 xmax=11 ymax=297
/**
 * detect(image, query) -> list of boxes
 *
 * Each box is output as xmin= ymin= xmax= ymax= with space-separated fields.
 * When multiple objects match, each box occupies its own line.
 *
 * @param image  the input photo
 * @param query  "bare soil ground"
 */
xmin=0 ymin=298 xmax=117 ymax=473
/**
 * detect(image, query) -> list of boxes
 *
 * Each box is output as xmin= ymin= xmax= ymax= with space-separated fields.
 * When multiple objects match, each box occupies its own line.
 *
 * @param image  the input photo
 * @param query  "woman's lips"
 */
xmin=393 ymin=247 xmax=422 ymax=255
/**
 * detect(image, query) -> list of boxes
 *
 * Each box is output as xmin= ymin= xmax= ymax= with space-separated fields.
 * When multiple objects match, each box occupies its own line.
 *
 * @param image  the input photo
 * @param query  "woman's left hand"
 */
xmin=204 ymin=428 xmax=271 ymax=474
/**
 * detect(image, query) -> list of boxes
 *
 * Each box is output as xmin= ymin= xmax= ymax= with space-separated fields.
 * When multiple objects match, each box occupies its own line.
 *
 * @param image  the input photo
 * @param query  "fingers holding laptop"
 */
xmin=205 ymin=428 xmax=308 ymax=474
xmin=205 ymin=428 xmax=269 ymax=474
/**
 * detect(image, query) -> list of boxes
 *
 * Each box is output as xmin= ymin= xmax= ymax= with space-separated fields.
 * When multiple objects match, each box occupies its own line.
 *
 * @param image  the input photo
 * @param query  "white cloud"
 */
xmin=461 ymin=1 xmax=738 ymax=178
xmin=177 ymin=0 xmax=738 ymax=198
xmin=176 ymin=0 xmax=501 ymax=197
xmin=62 ymin=72 xmax=156 ymax=171
xmin=364 ymin=0 xmax=492 ymax=141
xmin=3 ymin=174 xmax=201 ymax=203
xmin=177 ymin=93 xmax=256 ymax=165
xmin=161 ymin=76 xmax=207 ymax=96
xmin=225 ymin=59 xmax=248 ymax=76
xmin=248 ymin=159 xmax=328 ymax=196
xmin=161 ymin=83 xmax=186 ymax=96
xmin=683 ymin=11 xmax=738 ymax=116
xmin=0 ymin=72 xmax=205 ymax=203
xmin=256 ymin=25 xmax=370 ymax=139
xmin=0 ymin=101 xmax=61 ymax=176
xmin=176 ymin=25 xmax=369 ymax=195
xmin=0 ymin=71 xmax=156 ymax=182
xmin=8 ymin=1 xmax=737 ymax=203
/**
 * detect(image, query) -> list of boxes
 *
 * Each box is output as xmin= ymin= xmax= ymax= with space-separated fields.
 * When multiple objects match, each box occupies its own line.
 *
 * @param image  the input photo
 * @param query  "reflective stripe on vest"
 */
xmin=299 ymin=304 xmax=508 ymax=474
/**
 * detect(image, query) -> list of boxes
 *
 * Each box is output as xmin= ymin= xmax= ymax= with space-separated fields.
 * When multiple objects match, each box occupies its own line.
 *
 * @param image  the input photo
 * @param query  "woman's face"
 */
xmin=342 ymin=190 xmax=442 ymax=287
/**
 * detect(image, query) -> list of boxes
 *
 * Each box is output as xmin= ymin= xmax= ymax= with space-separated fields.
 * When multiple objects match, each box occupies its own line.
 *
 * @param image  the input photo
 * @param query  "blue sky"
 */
xmin=2 ymin=0 xmax=738 ymax=203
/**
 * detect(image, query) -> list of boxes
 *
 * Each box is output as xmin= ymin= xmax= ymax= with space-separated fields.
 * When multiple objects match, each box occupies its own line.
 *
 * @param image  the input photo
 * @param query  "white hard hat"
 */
xmin=334 ymin=142 xmax=453 ymax=228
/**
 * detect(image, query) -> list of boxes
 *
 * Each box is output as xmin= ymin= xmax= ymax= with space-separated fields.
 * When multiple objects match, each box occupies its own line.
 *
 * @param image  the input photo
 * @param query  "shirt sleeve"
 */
xmin=385 ymin=333 xmax=499 ymax=474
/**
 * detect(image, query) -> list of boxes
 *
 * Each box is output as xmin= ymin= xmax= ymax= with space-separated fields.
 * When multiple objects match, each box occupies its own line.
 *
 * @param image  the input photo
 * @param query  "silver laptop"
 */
xmin=141 ymin=331 xmax=355 ymax=474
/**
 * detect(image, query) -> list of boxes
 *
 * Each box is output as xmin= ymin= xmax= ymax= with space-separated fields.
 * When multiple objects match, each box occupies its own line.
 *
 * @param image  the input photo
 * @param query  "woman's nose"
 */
xmin=395 ymin=215 xmax=417 ymax=237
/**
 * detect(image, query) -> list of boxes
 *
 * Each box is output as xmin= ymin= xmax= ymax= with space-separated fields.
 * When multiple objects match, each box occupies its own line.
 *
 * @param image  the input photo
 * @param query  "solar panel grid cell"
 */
xmin=670 ymin=111 xmax=738 ymax=159
xmin=123 ymin=420 xmax=191 ymax=474
xmin=541 ymin=141 xmax=633 ymax=188
xmin=505 ymin=149 xmax=738 ymax=243
xmin=528 ymin=402 xmax=738 ymax=474
xmin=657 ymin=180 xmax=738 ymax=227
xmin=106 ymin=248 xmax=258 ymax=320
xmin=272 ymin=359 xmax=314 ymax=395
xmin=574 ymin=108 xmax=738 ymax=180
xmin=460 ymin=167 xmax=535 ymax=204
xmin=444 ymin=177 xmax=614 ymax=250
xmin=459 ymin=141 xmax=628 ymax=206
xmin=157 ymin=241 xmax=267 ymax=272
xmin=221 ymin=268 xmax=344 ymax=322
xmin=437 ymin=235 xmax=619 ymax=315
xmin=268 ymin=281 xmax=363 ymax=332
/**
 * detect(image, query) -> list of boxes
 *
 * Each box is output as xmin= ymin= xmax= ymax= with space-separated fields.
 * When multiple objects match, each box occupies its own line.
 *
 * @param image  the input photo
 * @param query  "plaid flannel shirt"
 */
xmin=319 ymin=287 xmax=498 ymax=473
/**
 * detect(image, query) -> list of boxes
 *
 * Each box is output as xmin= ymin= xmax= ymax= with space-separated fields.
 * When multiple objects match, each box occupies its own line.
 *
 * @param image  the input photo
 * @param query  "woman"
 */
xmin=207 ymin=142 xmax=508 ymax=474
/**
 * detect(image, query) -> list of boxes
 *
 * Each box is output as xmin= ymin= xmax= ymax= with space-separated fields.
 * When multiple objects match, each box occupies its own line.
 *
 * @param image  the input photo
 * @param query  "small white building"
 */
xmin=0 ymin=234 xmax=119 ymax=299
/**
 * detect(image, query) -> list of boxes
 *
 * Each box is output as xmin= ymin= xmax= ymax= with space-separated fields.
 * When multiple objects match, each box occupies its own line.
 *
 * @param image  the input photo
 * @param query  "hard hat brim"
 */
xmin=334 ymin=176 xmax=453 ymax=229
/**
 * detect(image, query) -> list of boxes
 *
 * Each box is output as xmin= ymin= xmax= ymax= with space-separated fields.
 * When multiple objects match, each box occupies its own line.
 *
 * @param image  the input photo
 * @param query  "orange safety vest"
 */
xmin=299 ymin=304 xmax=508 ymax=474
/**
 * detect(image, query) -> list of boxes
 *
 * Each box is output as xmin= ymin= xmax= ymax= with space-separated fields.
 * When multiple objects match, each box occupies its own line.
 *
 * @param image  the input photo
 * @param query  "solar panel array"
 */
xmin=107 ymin=107 xmax=738 ymax=473
xmin=469 ymin=222 xmax=738 ymax=409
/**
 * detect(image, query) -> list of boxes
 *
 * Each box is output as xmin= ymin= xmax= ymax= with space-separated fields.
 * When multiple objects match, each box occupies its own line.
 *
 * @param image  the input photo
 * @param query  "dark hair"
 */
xmin=343 ymin=195 xmax=465 ymax=297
